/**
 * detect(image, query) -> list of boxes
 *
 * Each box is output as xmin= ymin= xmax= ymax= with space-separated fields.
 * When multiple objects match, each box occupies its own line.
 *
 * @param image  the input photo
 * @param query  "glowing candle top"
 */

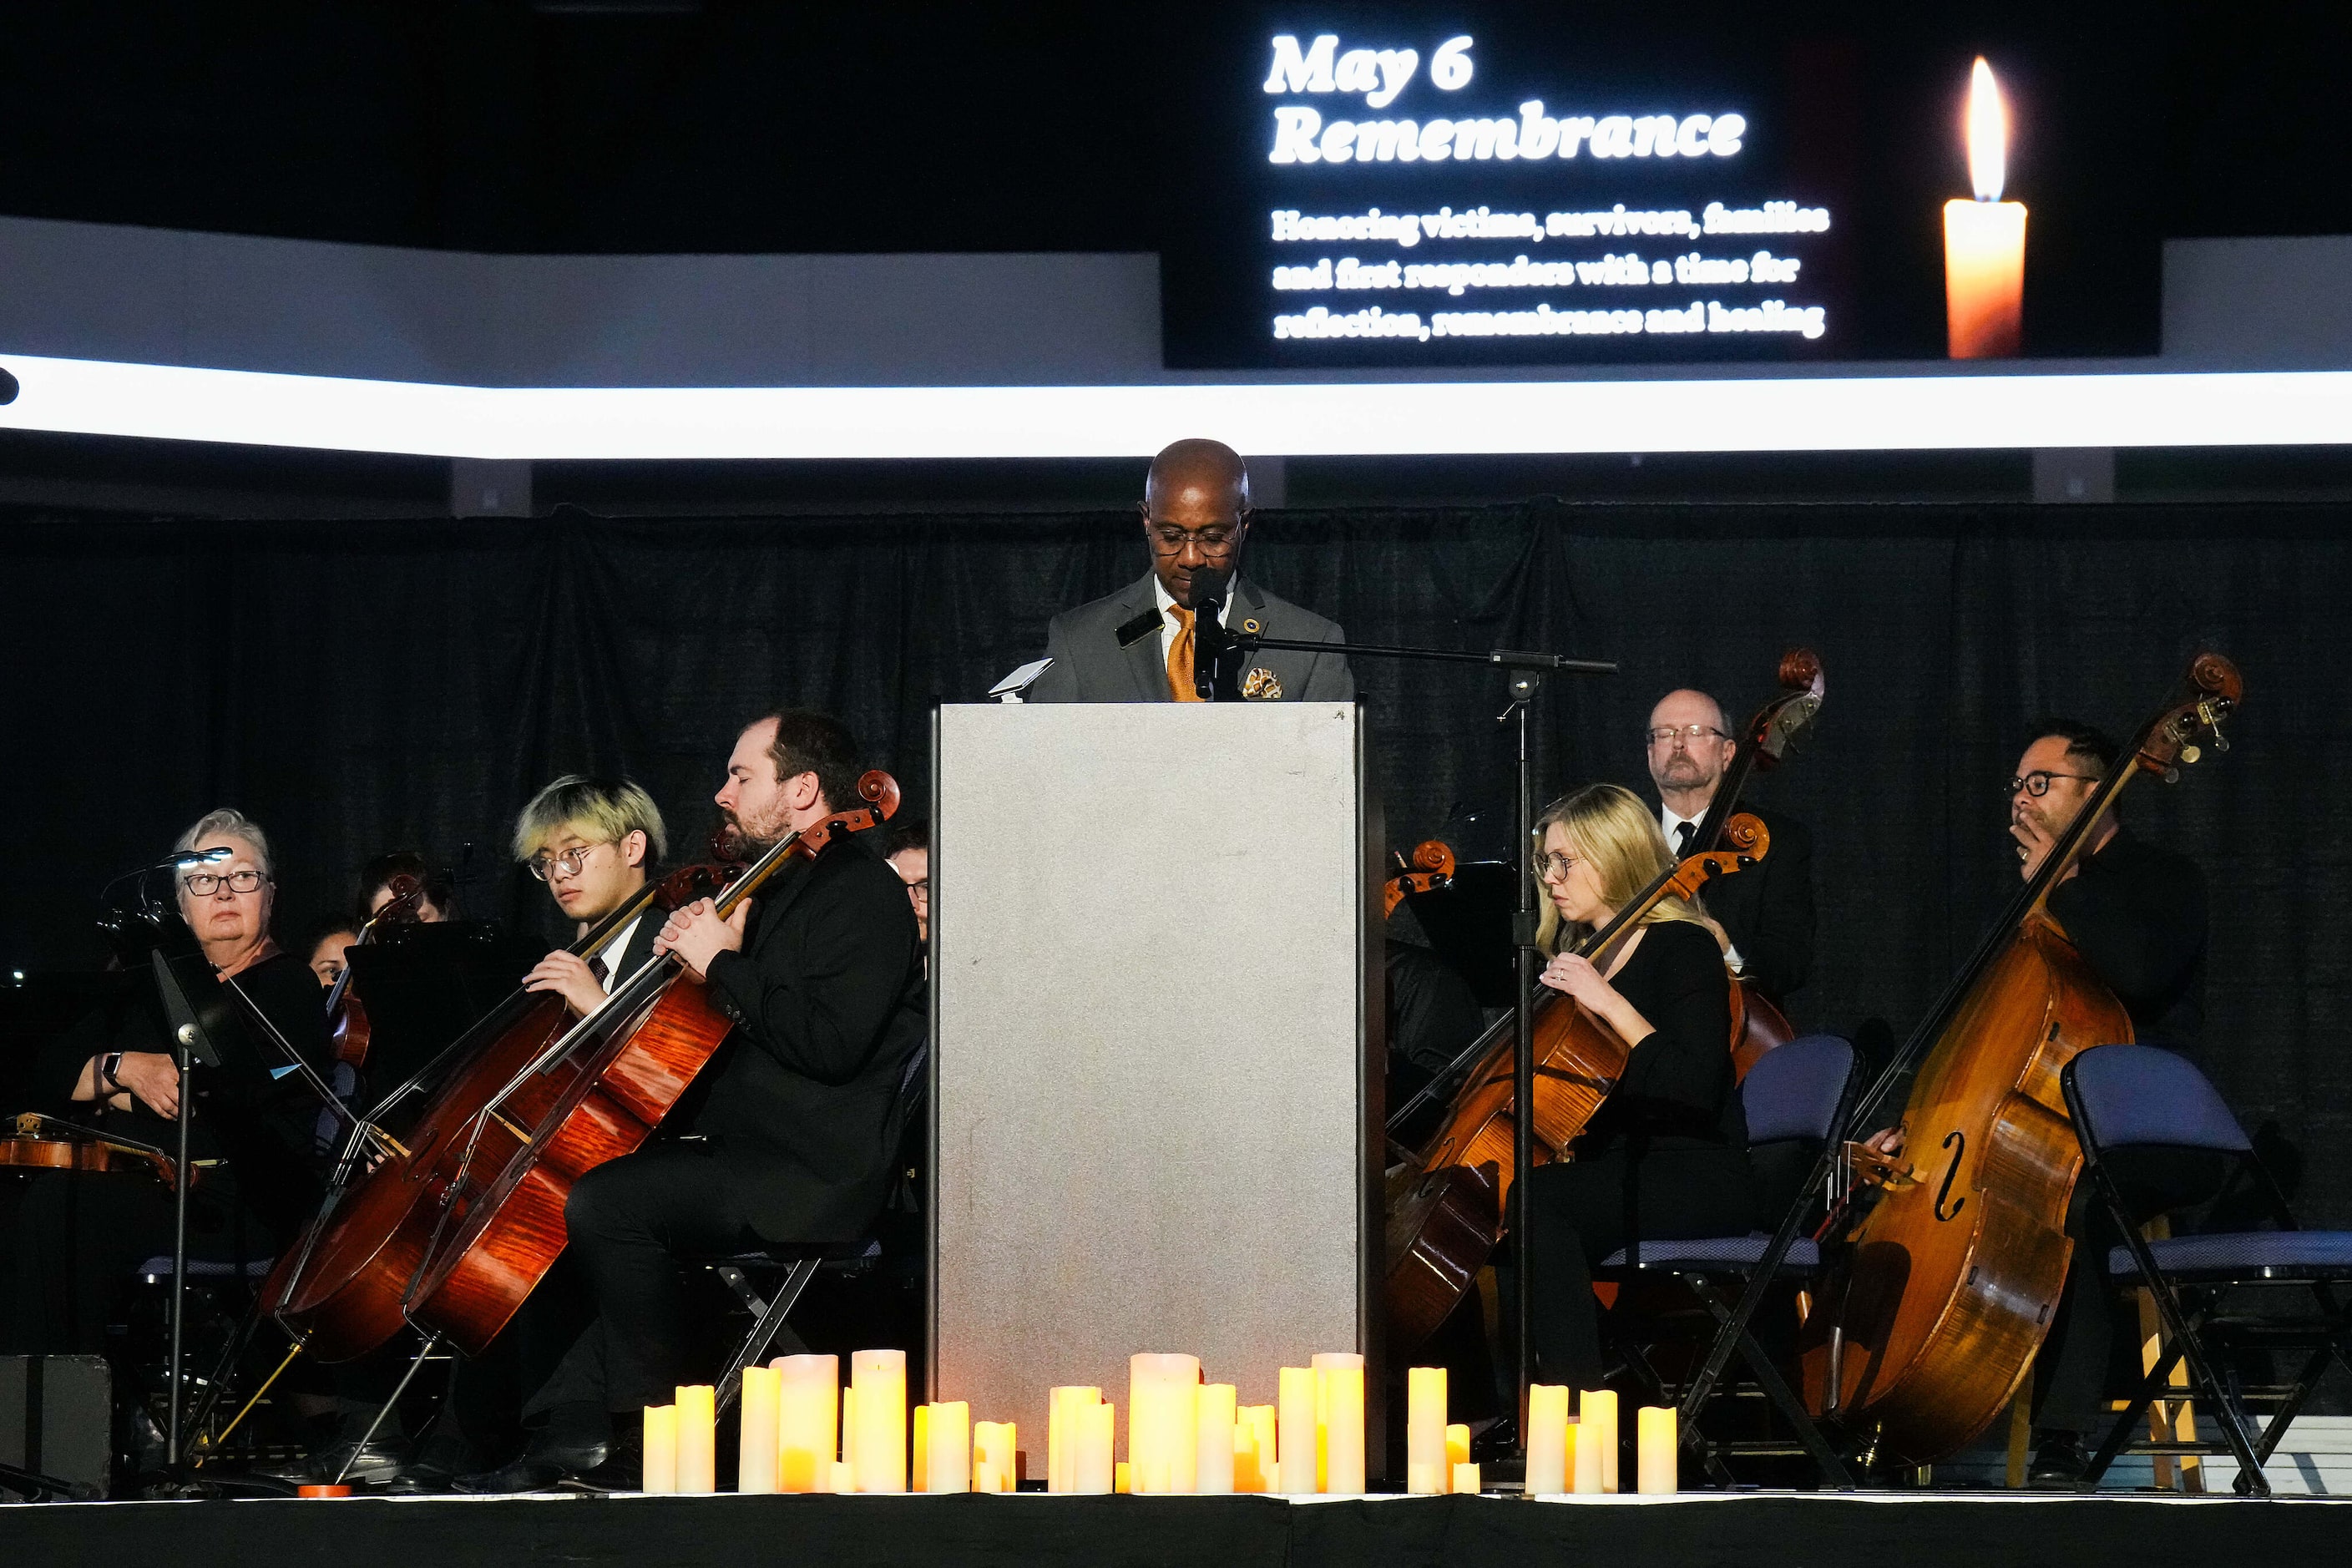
xmin=1967 ymin=58 xmax=2008 ymax=202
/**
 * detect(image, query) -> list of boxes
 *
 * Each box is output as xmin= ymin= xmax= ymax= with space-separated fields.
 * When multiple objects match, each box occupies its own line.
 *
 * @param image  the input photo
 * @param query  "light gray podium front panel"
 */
xmin=930 ymin=701 xmax=1379 ymax=1464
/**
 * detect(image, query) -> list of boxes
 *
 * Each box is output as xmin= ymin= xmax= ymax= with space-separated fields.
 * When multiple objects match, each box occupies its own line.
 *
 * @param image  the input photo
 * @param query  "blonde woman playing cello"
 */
xmin=1514 ymin=783 xmax=1754 ymax=1391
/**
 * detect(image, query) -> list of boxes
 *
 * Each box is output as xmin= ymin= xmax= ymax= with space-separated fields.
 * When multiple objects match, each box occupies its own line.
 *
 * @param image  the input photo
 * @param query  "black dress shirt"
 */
xmin=2045 ymin=827 xmax=2208 ymax=1051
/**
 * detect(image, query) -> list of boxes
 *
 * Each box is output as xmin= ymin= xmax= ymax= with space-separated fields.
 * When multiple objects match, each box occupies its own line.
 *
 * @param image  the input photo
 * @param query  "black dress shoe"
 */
xmin=382 ymin=1460 xmax=458 ymax=1496
xmin=564 ymin=1439 xmax=645 ymax=1495
xmin=251 ymin=1439 xmax=408 ymax=1487
xmin=2028 ymin=1434 xmax=2088 ymax=1488
xmin=454 ymin=1436 xmax=609 ymax=1495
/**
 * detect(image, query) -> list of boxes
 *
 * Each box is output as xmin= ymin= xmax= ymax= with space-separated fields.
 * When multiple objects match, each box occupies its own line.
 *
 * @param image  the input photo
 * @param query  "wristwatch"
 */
xmin=99 ymin=1052 xmax=124 ymax=1092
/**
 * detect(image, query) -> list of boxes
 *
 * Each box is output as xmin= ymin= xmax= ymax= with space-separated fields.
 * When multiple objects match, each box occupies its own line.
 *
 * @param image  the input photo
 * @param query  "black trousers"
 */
xmin=1516 ymin=1144 xmax=1756 ymax=1390
xmin=2035 ymin=1146 xmax=2230 ymax=1437
xmin=524 ymin=1143 xmax=775 ymax=1426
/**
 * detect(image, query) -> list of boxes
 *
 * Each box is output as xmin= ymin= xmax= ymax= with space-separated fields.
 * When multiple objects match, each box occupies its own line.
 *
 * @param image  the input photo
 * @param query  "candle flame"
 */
xmin=1966 ymin=57 xmax=2007 ymax=202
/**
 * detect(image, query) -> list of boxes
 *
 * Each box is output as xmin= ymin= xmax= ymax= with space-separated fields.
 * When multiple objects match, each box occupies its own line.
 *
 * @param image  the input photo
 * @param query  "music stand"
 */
xmin=341 ymin=923 xmax=542 ymax=1093
xmin=1402 ymin=860 xmax=1520 ymax=1009
xmin=149 ymin=951 xmax=222 ymax=1469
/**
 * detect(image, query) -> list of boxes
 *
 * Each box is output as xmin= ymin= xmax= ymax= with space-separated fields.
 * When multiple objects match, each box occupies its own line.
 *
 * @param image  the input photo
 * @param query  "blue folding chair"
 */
xmin=2061 ymin=1044 xmax=2352 ymax=1496
xmin=1597 ymin=1034 xmax=1859 ymax=1489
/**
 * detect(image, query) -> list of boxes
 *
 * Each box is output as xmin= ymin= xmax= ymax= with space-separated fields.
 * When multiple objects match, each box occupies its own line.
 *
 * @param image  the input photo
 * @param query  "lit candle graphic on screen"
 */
xmin=1943 ymin=58 xmax=2026 ymax=358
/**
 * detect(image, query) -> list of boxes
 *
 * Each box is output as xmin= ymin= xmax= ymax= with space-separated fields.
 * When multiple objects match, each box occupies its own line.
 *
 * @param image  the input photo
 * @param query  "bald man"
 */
xmin=1646 ymin=687 xmax=1816 ymax=1004
xmin=1025 ymin=438 xmax=1352 ymax=703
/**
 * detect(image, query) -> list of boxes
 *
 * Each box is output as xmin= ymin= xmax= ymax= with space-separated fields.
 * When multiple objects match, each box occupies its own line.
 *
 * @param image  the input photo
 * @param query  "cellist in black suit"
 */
xmin=459 ymin=711 xmax=926 ymax=1494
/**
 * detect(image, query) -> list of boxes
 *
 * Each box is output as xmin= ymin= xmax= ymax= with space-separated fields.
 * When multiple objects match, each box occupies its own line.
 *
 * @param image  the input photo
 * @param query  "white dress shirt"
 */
xmin=598 ymin=913 xmax=646 ymax=992
xmin=1660 ymin=804 xmax=1747 ymax=974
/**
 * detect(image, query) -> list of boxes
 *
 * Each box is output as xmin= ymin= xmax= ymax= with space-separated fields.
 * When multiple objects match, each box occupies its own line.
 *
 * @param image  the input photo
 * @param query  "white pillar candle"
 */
xmin=1127 ymin=1353 xmax=1201 ymax=1494
xmin=974 ymin=1420 xmax=1016 ymax=1492
xmin=1586 ymin=1389 xmax=1618 ymax=1492
xmin=675 ymin=1384 xmax=716 ymax=1495
xmin=1277 ymin=1368 xmax=1318 ymax=1495
xmin=1405 ymin=1367 xmax=1448 ymax=1495
xmin=851 ymin=1349 xmax=907 ymax=1493
xmin=773 ymin=1354 xmax=838 ymax=1493
xmin=737 ymin=1366 xmax=780 ymax=1495
xmin=642 ymin=1404 xmax=678 ymax=1495
xmin=1195 ymin=1383 xmax=1237 ymax=1494
xmin=1074 ymin=1399 xmax=1115 ymax=1494
xmin=1524 ymin=1384 xmax=1570 ymax=1495
xmin=923 ymin=1401 xmax=968 ymax=1492
xmin=1314 ymin=1354 xmax=1366 ymax=1495
xmin=1636 ymin=1405 xmax=1677 ymax=1494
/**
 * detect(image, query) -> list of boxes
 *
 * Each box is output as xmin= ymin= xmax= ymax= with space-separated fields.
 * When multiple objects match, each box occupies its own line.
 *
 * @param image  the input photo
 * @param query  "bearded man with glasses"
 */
xmin=1642 ymin=687 xmax=1817 ymax=1006
xmin=512 ymin=776 xmax=671 ymax=1018
xmin=1026 ymin=438 xmax=1352 ymax=704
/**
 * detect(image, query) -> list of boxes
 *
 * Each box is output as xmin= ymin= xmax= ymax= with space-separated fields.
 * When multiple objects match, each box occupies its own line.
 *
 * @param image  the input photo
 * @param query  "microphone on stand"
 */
xmin=1184 ymin=564 xmax=1234 ymax=702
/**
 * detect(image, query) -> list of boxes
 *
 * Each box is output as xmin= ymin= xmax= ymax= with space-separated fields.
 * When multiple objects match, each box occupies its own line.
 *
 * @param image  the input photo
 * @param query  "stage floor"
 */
xmin=8 ymin=1490 xmax=2352 ymax=1568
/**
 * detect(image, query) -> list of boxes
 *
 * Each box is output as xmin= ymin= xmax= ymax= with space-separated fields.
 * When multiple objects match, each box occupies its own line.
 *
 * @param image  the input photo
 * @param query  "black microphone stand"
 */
xmin=1223 ymin=626 xmax=1616 ymax=1455
xmin=148 ymin=951 xmax=220 ymax=1474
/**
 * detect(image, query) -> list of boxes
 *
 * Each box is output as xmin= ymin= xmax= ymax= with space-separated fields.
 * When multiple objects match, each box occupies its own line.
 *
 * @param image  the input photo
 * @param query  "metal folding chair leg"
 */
xmin=715 ymin=1257 xmax=822 ymax=1416
xmin=2126 ymin=1277 xmax=2274 ymax=1496
xmin=1685 ymin=1277 xmax=1856 ymax=1490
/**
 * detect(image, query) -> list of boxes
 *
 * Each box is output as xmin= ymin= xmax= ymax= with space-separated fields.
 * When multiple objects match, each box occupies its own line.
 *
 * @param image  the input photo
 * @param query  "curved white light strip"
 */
xmin=0 ymin=351 xmax=2349 ymax=459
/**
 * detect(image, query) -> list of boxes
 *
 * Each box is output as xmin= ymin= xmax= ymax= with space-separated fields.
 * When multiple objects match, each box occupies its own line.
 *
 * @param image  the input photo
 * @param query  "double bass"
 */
xmin=397 ymin=772 xmax=901 ymax=1356
xmin=1685 ymin=649 xmax=1826 ymax=1075
xmin=1802 ymin=653 xmax=2240 ymax=1465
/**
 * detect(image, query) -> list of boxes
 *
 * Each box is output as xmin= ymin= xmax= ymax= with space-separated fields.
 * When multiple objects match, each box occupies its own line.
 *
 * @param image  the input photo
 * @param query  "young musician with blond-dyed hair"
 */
xmin=511 ymin=775 xmax=670 ymax=1018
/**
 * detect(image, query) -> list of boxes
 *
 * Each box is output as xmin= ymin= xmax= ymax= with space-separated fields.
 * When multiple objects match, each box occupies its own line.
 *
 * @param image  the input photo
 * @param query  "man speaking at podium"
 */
xmin=1027 ymin=438 xmax=1353 ymax=703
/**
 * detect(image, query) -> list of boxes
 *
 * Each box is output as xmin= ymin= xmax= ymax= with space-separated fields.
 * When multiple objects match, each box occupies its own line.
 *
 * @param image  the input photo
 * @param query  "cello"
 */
xmin=1384 ymin=841 xmax=1458 ymax=917
xmin=1801 ymin=652 xmax=2240 ymax=1465
xmin=397 ymin=772 xmax=900 ymax=1356
xmin=326 ymin=872 xmax=431 ymax=1070
xmin=268 ymin=857 xmax=733 ymax=1360
xmin=1385 ymin=812 xmax=1774 ymax=1352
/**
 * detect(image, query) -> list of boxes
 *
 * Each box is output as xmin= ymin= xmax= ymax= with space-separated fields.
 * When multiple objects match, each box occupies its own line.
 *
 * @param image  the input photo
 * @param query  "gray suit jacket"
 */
xmin=1026 ymin=571 xmax=1353 ymax=703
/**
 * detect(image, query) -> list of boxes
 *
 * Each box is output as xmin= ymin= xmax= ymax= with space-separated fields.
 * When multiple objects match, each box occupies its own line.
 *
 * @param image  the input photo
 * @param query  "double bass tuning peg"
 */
xmin=2178 ymin=744 xmax=2201 ymax=766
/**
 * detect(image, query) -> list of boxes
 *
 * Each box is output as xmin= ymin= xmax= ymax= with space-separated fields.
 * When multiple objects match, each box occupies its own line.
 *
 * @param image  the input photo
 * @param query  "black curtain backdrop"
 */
xmin=6 ymin=500 xmax=2347 ymax=1221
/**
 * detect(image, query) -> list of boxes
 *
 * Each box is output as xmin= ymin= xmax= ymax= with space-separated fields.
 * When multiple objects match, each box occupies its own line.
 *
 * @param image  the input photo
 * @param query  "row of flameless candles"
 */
xmin=640 ymin=1351 xmax=1677 ymax=1496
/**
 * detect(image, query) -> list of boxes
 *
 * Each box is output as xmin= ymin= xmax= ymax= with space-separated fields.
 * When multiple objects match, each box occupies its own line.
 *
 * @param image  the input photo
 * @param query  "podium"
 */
xmin=929 ymin=701 xmax=1383 ymax=1470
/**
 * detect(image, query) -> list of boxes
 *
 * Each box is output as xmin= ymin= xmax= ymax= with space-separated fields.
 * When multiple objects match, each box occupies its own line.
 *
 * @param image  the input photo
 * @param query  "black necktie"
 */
xmin=588 ymin=953 xmax=609 ymax=987
xmin=1674 ymin=822 xmax=1697 ymax=855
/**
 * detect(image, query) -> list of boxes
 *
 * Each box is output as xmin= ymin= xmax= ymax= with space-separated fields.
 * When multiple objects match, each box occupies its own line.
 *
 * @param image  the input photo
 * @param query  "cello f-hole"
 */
xmin=1932 ymin=1130 xmax=1968 ymax=1222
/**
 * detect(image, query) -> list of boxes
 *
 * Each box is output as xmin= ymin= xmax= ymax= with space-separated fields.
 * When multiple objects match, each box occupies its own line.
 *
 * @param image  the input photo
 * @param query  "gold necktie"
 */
xmin=1166 ymin=604 xmax=1203 ymax=702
